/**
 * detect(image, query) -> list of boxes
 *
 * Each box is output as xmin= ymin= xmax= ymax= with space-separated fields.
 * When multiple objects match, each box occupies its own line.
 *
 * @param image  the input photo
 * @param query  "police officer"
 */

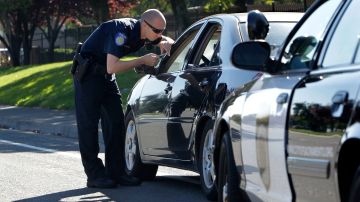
xmin=74 ymin=9 xmax=174 ymax=188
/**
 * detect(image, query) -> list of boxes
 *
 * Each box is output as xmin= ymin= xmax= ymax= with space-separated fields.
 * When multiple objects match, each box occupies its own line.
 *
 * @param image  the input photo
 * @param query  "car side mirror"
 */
xmin=232 ymin=41 xmax=271 ymax=72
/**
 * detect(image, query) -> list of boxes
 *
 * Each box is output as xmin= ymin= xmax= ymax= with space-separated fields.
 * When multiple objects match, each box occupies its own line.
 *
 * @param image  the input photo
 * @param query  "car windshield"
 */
xmin=241 ymin=22 xmax=297 ymax=57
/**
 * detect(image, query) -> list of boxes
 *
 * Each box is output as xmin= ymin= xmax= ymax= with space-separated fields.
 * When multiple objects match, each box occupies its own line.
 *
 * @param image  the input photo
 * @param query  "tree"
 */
xmin=204 ymin=0 xmax=246 ymax=13
xmin=204 ymin=0 xmax=234 ymax=12
xmin=107 ymin=0 xmax=137 ymax=19
xmin=86 ymin=0 xmax=137 ymax=25
xmin=37 ymin=0 xmax=91 ymax=62
xmin=37 ymin=0 xmax=136 ymax=63
xmin=0 ymin=0 xmax=32 ymax=66
xmin=130 ymin=0 xmax=191 ymax=34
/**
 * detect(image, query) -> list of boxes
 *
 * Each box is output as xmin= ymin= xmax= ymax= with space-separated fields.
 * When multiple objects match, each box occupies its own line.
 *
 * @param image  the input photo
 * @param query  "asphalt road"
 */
xmin=0 ymin=128 xmax=208 ymax=202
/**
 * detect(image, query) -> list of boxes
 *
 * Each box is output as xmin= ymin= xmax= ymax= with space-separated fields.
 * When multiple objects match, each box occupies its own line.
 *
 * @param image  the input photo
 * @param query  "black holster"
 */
xmin=71 ymin=42 xmax=91 ymax=82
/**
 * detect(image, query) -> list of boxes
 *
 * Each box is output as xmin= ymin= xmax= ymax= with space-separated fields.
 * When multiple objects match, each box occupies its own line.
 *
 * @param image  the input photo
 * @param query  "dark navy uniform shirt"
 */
xmin=81 ymin=18 xmax=145 ymax=66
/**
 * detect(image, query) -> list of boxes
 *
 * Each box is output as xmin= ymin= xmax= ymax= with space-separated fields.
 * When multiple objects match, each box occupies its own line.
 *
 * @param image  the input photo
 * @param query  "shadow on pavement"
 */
xmin=14 ymin=176 xmax=208 ymax=202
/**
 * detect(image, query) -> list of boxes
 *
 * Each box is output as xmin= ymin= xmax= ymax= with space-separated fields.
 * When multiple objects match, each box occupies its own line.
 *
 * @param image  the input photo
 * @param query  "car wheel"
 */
xmin=218 ymin=133 xmax=229 ymax=202
xmin=218 ymin=132 xmax=244 ymax=202
xmin=349 ymin=165 xmax=360 ymax=202
xmin=199 ymin=120 xmax=217 ymax=201
xmin=124 ymin=112 xmax=158 ymax=180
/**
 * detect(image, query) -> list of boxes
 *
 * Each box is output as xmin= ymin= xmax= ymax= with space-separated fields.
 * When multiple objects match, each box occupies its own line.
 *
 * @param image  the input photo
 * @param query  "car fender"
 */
xmin=336 ymin=122 xmax=360 ymax=201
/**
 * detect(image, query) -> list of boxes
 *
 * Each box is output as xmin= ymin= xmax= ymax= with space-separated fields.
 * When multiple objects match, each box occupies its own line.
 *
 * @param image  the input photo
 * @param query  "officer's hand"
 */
xmin=159 ymin=37 xmax=174 ymax=56
xmin=141 ymin=53 xmax=159 ymax=66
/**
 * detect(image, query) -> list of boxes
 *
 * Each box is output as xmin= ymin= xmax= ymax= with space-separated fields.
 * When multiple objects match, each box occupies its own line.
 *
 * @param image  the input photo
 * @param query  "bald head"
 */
xmin=141 ymin=9 xmax=166 ymax=27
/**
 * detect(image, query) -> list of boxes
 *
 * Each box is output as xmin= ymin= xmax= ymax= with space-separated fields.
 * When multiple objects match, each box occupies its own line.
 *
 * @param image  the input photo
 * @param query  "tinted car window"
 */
xmin=166 ymin=26 xmax=201 ymax=72
xmin=192 ymin=24 xmax=221 ymax=67
xmin=201 ymin=31 xmax=220 ymax=66
xmin=280 ymin=0 xmax=342 ymax=70
xmin=322 ymin=0 xmax=360 ymax=67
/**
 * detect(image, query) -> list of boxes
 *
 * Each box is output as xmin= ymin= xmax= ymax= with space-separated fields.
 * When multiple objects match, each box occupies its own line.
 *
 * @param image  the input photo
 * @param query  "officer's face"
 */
xmin=145 ymin=18 xmax=165 ymax=41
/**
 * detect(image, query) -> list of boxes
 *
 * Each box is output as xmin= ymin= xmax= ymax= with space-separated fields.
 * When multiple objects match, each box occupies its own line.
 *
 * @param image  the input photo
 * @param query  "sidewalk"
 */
xmin=0 ymin=105 xmax=78 ymax=139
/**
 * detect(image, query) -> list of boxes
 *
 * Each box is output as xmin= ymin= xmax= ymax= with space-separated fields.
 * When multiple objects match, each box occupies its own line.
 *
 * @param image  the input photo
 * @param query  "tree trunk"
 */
xmin=23 ymin=42 xmax=31 ymax=65
xmin=234 ymin=0 xmax=247 ymax=12
xmin=22 ymin=23 xmax=31 ymax=65
xmin=21 ymin=8 xmax=39 ymax=65
xmin=9 ymin=40 xmax=21 ymax=67
xmin=169 ymin=0 xmax=191 ymax=35
xmin=48 ymin=40 xmax=55 ymax=63
xmin=0 ymin=13 xmax=23 ymax=67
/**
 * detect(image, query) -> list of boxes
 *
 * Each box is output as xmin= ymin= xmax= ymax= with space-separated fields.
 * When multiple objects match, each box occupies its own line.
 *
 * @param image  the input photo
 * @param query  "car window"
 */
xmin=192 ymin=24 xmax=221 ymax=67
xmin=166 ymin=26 xmax=201 ymax=73
xmin=322 ymin=0 xmax=360 ymax=67
xmin=280 ymin=0 xmax=342 ymax=70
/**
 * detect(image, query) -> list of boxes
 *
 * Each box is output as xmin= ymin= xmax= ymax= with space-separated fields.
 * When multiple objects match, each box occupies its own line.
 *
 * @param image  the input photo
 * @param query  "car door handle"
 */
xmin=199 ymin=79 xmax=209 ymax=87
xmin=331 ymin=91 xmax=348 ymax=118
xmin=276 ymin=93 xmax=288 ymax=104
xmin=332 ymin=91 xmax=348 ymax=104
xmin=164 ymin=84 xmax=172 ymax=94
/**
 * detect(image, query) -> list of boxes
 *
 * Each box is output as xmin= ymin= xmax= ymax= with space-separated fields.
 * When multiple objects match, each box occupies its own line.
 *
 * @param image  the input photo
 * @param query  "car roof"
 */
xmin=208 ymin=12 xmax=303 ymax=23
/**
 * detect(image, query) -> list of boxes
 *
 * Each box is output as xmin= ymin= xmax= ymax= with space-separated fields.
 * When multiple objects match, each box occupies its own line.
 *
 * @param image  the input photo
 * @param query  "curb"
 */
xmin=0 ymin=105 xmax=78 ymax=139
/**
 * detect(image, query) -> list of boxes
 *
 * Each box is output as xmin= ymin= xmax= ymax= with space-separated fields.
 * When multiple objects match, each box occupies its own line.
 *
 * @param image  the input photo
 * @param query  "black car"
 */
xmin=213 ymin=0 xmax=360 ymax=201
xmin=123 ymin=12 xmax=301 ymax=200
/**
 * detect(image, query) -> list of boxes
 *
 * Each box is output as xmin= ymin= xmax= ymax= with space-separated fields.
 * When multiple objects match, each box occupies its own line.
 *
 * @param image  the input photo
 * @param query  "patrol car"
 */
xmin=214 ymin=0 xmax=360 ymax=201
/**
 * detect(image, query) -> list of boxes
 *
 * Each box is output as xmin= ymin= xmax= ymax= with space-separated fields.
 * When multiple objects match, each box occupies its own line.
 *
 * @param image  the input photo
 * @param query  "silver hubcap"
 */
xmin=202 ymin=129 xmax=215 ymax=189
xmin=125 ymin=120 xmax=137 ymax=171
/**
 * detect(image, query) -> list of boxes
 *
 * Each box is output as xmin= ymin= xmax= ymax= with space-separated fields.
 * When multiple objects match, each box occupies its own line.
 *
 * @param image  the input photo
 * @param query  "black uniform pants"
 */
xmin=74 ymin=71 xmax=125 ymax=181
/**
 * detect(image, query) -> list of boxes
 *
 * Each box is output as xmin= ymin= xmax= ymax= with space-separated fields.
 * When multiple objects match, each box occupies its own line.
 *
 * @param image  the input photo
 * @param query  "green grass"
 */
xmin=0 ymin=58 xmax=142 ymax=110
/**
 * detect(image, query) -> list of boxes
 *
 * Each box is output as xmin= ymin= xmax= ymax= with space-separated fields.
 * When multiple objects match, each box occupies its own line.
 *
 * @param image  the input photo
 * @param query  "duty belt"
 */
xmin=87 ymin=58 xmax=113 ymax=80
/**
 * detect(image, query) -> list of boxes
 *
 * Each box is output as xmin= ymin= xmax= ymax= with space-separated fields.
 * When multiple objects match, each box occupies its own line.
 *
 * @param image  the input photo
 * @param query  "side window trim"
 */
xmin=187 ymin=19 xmax=222 ymax=69
xmin=352 ymin=37 xmax=360 ymax=64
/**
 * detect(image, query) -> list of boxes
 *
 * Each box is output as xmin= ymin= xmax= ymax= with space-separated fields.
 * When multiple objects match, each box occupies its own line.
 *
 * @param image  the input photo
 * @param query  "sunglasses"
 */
xmin=144 ymin=20 xmax=164 ymax=34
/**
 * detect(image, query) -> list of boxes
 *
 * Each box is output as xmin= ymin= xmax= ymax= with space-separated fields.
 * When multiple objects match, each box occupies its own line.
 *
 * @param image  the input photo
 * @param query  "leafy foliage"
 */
xmin=204 ymin=0 xmax=234 ymax=12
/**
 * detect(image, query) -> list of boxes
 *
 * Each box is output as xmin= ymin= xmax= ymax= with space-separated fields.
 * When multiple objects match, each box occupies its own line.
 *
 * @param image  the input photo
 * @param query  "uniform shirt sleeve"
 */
xmin=103 ymin=22 xmax=127 ymax=59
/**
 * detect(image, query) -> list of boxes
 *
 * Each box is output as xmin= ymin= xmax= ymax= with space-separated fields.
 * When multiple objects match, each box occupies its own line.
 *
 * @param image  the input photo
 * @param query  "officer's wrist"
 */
xmin=138 ymin=56 xmax=145 ymax=66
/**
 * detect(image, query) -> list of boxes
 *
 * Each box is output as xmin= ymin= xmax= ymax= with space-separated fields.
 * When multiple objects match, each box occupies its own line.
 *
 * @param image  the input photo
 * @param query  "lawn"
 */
xmin=0 ymin=58 xmax=142 ymax=110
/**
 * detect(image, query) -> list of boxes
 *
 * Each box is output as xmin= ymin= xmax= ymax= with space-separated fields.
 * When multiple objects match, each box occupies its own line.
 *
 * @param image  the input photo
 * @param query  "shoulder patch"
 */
xmin=115 ymin=32 xmax=126 ymax=46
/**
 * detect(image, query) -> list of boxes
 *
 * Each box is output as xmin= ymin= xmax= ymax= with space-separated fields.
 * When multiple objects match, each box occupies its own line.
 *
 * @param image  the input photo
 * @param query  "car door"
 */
xmin=239 ymin=0 xmax=343 ymax=201
xmin=138 ymin=23 xmax=204 ymax=157
xmin=287 ymin=0 xmax=360 ymax=201
xmin=166 ymin=20 xmax=222 ymax=160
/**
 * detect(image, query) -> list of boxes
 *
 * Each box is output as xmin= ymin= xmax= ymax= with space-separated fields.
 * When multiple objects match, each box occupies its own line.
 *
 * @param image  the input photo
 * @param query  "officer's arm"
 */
xmin=107 ymin=53 xmax=158 ymax=74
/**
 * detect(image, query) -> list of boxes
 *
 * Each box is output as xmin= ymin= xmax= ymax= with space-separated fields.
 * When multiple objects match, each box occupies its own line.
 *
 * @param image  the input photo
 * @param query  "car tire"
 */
xmin=124 ymin=112 xmax=158 ymax=180
xmin=199 ymin=120 xmax=217 ymax=201
xmin=218 ymin=132 xmax=243 ymax=202
xmin=349 ymin=165 xmax=360 ymax=202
